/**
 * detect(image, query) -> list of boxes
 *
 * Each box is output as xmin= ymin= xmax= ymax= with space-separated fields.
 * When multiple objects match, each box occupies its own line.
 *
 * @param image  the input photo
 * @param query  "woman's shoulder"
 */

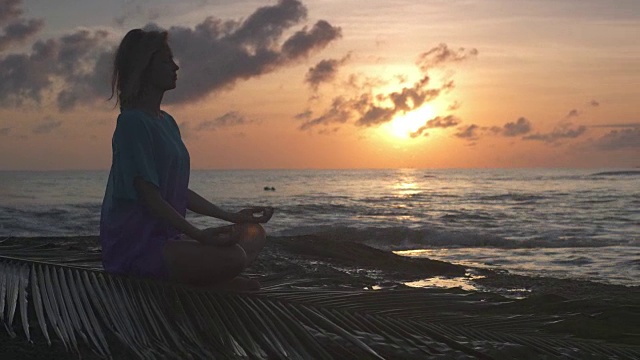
xmin=160 ymin=110 xmax=180 ymax=130
xmin=116 ymin=109 xmax=178 ymax=133
xmin=115 ymin=109 xmax=153 ymax=136
xmin=160 ymin=110 xmax=176 ymax=121
xmin=118 ymin=108 xmax=147 ymax=121
xmin=118 ymin=108 xmax=165 ymax=127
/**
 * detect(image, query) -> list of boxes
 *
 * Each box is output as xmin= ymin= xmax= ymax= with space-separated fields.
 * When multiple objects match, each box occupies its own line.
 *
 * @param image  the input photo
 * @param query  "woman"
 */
xmin=100 ymin=29 xmax=273 ymax=290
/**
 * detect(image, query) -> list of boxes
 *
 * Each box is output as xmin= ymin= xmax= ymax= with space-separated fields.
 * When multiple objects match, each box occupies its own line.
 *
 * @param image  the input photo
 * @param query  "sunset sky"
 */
xmin=0 ymin=0 xmax=638 ymax=170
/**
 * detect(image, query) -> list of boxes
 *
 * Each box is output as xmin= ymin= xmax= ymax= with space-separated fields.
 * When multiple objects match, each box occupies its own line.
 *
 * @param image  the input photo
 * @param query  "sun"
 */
xmin=385 ymin=105 xmax=437 ymax=139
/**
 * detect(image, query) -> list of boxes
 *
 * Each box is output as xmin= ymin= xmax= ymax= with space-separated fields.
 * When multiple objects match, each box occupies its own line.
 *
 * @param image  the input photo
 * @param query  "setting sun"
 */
xmin=385 ymin=105 xmax=437 ymax=139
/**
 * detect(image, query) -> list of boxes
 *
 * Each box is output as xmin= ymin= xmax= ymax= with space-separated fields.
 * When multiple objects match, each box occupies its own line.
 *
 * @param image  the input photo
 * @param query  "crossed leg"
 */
xmin=162 ymin=223 xmax=266 ymax=290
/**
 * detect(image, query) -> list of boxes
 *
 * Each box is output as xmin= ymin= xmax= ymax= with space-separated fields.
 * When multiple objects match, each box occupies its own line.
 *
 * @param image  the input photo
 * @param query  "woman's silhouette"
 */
xmin=100 ymin=29 xmax=273 ymax=290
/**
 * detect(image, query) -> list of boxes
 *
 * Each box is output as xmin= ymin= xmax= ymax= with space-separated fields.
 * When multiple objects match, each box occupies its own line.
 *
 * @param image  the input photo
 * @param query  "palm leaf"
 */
xmin=30 ymin=264 xmax=50 ymax=345
xmin=4 ymin=260 xmax=20 ymax=338
xmin=18 ymin=263 xmax=30 ymax=342
xmin=1 ymin=239 xmax=639 ymax=359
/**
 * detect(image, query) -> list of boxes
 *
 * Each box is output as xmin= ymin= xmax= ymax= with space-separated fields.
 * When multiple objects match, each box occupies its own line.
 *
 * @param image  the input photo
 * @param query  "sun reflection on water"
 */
xmin=404 ymin=272 xmax=486 ymax=292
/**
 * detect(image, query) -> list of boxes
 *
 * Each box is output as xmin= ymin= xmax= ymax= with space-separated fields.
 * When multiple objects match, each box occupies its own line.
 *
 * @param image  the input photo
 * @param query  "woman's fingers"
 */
xmin=261 ymin=207 xmax=274 ymax=222
xmin=252 ymin=207 xmax=274 ymax=223
xmin=237 ymin=206 xmax=274 ymax=223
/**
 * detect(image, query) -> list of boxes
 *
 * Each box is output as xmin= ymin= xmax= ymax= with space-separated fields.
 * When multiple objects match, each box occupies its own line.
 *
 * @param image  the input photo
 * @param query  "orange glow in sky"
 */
xmin=0 ymin=0 xmax=638 ymax=170
xmin=385 ymin=105 xmax=437 ymax=139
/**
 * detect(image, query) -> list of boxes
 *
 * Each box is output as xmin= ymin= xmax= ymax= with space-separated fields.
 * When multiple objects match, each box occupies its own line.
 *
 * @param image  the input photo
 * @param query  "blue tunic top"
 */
xmin=100 ymin=109 xmax=190 ymax=280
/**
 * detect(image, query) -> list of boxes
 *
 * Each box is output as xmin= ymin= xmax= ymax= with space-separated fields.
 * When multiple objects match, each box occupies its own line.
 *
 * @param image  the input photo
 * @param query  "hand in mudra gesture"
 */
xmin=235 ymin=206 xmax=274 ymax=224
xmin=196 ymin=226 xmax=237 ymax=246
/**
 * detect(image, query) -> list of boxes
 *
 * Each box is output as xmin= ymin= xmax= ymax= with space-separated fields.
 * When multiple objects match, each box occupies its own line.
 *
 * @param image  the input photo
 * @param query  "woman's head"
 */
xmin=110 ymin=29 xmax=179 ymax=107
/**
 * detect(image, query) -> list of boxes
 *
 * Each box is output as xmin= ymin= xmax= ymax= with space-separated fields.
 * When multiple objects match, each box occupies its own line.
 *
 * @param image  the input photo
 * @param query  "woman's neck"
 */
xmin=130 ymin=89 xmax=164 ymax=117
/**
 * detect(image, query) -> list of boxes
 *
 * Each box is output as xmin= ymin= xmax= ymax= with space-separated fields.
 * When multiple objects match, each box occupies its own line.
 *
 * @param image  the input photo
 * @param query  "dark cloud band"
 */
xmin=0 ymin=0 xmax=341 ymax=111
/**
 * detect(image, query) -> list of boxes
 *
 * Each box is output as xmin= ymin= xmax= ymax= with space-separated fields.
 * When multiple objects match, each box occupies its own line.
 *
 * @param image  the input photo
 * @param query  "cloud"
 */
xmin=410 ymin=115 xmax=460 ymax=138
xmin=426 ymin=115 xmax=460 ymax=129
xmin=491 ymin=117 xmax=532 ymax=137
xmin=300 ymin=43 xmax=475 ymax=131
xmin=590 ymin=122 xmax=640 ymax=128
xmin=357 ymin=105 xmax=397 ymax=127
xmin=455 ymin=124 xmax=480 ymax=140
xmin=524 ymin=123 xmax=587 ymax=143
xmin=0 ymin=0 xmax=23 ymax=25
xmin=503 ymin=117 xmax=532 ymax=136
xmin=113 ymin=3 xmax=161 ymax=27
xmin=591 ymin=128 xmax=640 ymax=151
xmin=0 ymin=18 xmax=44 ymax=51
xmin=159 ymin=1 xmax=341 ymax=104
xmin=453 ymin=118 xmax=529 ymax=142
xmin=0 ymin=126 xmax=10 ymax=135
xmin=305 ymin=54 xmax=350 ymax=90
xmin=416 ymin=43 xmax=478 ymax=71
xmin=318 ymin=127 xmax=339 ymax=135
xmin=302 ymin=76 xmax=454 ymax=129
xmin=229 ymin=0 xmax=307 ymax=47
xmin=0 ymin=0 xmax=44 ymax=52
xmin=299 ymin=96 xmax=355 ymax=130
xmin=0 ymin=29 xmax=113 ymax=109
xmin=177 ymin=121 xmax=194 ymax=139
xmin=447 ymin=101 xmax=461 ymax=111
xmin=293 ymin=109 xmax=312 ymax=120
xmin=195 ymin=111 xmax=251 ymax=131
xmin=566 ymin=109 xmax=579 ymax=118
xmin=453 ymin=117 xmax=533 ymax=143
xmin=55 ymin=31 xmax=113 ymax=110
xmin=409 ymin=131 xmax=429 ymax=138
xmin=32 ymin=118 xmax=62 ymax=134
xmin=280 ymin=20 xmax=341 ymax=58
xmin=0 ymin=0 xmax=340 ymax=111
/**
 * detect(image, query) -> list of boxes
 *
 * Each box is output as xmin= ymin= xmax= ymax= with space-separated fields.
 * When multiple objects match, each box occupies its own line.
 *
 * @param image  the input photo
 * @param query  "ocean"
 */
xmin=0 ymin=168 xmax=638 ymax=286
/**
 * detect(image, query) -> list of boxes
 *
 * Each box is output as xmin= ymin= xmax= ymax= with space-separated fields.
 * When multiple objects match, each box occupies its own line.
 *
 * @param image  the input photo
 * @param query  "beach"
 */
xmin=1 ymin=235 xmax=638 ymax=359
xmin=1 ymin=168 xmax=639 ymax=358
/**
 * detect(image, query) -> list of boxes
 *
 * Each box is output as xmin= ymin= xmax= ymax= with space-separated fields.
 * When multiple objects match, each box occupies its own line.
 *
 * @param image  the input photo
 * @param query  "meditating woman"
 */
xmin=100 ymin=29 xmax=273 ymax=290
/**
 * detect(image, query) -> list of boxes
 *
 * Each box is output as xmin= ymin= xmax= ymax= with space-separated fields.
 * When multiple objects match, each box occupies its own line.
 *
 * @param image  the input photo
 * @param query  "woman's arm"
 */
xmin=134 ymin=177 xmax=237 ymax=246
xmin=135 ymin=178 xmax=203 ymax=239
xmin=187 ymin=188 xmax=238 ymax=222
xmin=187 ymin=188 xmax=274 ymax=223
xmin=135 ymin=178 xmax=236 ymax=245
xmin=134 ymin=177 xmax=236 ymax=246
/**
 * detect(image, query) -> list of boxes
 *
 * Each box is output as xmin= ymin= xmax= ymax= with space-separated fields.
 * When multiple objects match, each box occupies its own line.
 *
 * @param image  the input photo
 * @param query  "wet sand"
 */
xmin=1 ymin=235 xmax=639 ymax=358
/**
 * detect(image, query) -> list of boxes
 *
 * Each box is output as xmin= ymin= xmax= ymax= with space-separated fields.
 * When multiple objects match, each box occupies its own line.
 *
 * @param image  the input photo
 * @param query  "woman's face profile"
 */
xmin=148 ymin=46 xmax=179 ymax=91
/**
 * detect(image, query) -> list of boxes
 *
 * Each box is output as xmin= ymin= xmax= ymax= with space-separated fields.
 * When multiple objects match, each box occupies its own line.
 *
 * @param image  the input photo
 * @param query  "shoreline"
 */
xmin=1 ymin=234 xmax=638 ymax=303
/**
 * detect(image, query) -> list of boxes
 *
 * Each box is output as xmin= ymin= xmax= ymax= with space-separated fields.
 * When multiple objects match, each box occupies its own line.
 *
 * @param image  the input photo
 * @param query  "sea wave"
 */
xmin=549 ymin=256 xmax=593 ymax=266
xmin=274 ymin=225 xmax=637 ymax=251
xmin=590 ymin=170 xmax=640 ymax=176
xmin=440 ymin=212 xmax=495 ymax=221
xmin=0 ymin=204 xmax=101 ymax=237
xmin=476 ymin=193 xmax=547 ymax=202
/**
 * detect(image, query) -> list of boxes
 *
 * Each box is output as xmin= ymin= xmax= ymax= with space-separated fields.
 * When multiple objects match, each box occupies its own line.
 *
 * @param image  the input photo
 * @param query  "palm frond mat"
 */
xmin=1 ymin=237 xmax=639 ymax=359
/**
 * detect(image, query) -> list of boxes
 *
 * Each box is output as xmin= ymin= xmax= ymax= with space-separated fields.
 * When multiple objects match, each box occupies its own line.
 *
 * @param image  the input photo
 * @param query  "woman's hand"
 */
xmin=233 ymin=206 xmax=274 ymax=224
xmin=195 ymin=226 xmax=237 ymax=246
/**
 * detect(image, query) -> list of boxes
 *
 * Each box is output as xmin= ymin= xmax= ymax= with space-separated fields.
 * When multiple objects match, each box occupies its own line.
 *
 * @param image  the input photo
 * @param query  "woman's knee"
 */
xmin=235 ymin=223 xmax=266 ymax=240
xmin=198 ymin=244 xmax=247 ymax=283
xmin=164 ymin=241 xmax=248 ymax=283
xmin=207 ymin=243 xmax=247 ymax=274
